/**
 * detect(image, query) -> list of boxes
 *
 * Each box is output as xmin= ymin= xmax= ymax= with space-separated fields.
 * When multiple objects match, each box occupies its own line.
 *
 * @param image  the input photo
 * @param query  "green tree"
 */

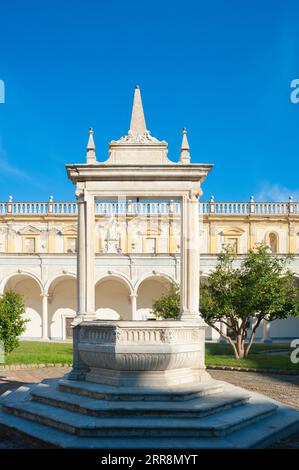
xmin=0 ymin=291 xmax=27 ymax=354
xmin=152 ymin=282 xmax=180 ymax=320
xmin=200 ymin=244 xmax=299 ymax=359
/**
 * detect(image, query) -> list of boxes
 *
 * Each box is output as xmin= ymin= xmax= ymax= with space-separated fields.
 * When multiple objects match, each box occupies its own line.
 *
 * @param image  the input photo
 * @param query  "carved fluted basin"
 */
xmin=71 ymin=321 xmax=208 ymax=388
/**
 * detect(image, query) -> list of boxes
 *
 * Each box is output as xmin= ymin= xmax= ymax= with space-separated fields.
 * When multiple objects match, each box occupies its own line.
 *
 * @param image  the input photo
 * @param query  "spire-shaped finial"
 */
xmin=86 ymin=127 xmax=96 ymax=164
xmin=179 ymin=128 xmax=191 ymax=164
xmin=129 ymin=85 xmax=147 ymax=135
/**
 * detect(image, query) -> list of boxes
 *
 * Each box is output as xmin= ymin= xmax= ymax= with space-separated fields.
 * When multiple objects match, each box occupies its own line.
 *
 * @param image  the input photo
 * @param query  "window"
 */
xmin=268 ymin=233 xmax=278 ymax=253
xmin=145 ymin=238 xmax=156 ymax=253
xmin=25 ymin=237 xmax=35 ymax=253
xmin=66 ymin=237 xmax=77 ymax=253
xmin=65 ymin=317 xmax=73 ymax=339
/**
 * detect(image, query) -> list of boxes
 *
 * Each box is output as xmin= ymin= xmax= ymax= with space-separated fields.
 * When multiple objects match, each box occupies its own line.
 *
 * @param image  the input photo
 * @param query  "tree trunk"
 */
xmin=205 ymin=321 xmax=241 ymax=359
xmin=236 ymin=334 xmax=245 ymax=359
xmin=244 ymin=316 xmax=263 ymax=357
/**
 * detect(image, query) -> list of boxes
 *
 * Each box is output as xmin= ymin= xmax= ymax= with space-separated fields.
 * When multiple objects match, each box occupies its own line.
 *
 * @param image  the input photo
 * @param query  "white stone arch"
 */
xmin=0 ymin=271 xmax=43 ymax=295
xmin=134 ymin=271 xmax=175 ymax=295
xmin=1 ymin=272 xmax=43 ymax=339
xmin=135 ymin=272 xmax=175 ymax=320
xmin=46 ymin=273 xmax=77 ymax=340
xmin=44 ymin=272 xmax=77 ymax=296
xmin=95 ymin=273 xmax=133 ymax=320
xmin=95 ymin=272 xmax=134 ymax=294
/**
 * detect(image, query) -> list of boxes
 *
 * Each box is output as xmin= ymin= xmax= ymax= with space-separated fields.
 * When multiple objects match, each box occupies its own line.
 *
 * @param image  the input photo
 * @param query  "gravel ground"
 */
xmin=0 ymin=367 xmax=298 ymax=449
xmin=209 ymin=370 xmax=299 ymax=410
xmin=209 ymin=370 xmax=299 ymax=449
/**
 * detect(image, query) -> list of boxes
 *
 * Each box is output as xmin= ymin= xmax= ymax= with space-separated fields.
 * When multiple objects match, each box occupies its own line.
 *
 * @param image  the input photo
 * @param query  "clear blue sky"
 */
xmin=0 ymin=0 xmax=298 ymax=202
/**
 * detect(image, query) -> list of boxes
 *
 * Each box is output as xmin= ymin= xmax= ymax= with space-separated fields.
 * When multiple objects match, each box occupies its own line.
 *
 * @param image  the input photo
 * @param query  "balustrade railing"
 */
xmin=0 ymin=201 xmax=298 ymax=216
xmin=0 ymin=202 xmax=78 ymax=215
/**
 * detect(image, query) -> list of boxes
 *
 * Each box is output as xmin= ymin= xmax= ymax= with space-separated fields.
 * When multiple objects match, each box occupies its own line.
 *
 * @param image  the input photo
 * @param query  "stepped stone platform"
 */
xmin=1 ymin=376 xmax=299 ymax=448
xmin=0 ymin=321 xmax=299 ymax=448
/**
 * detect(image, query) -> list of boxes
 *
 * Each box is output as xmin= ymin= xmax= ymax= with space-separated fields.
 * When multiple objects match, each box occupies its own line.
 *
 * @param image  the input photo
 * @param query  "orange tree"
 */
xmin=152 ymin=244 xmax=299 ymax=359
xmin=200 ymin=244 xmax=298 ymax=359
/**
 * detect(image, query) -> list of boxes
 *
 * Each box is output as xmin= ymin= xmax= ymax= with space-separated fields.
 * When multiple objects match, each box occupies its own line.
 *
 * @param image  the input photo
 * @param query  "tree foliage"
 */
xmin=151 ymin=244 xmax=299 ymax=359
xmin=0 ymin=291 xmax=27 ymax=354
xmin=152 ymin=282 xmax=180 ymax=320
xmin=200 ymin=244 xmax=299 ymax=358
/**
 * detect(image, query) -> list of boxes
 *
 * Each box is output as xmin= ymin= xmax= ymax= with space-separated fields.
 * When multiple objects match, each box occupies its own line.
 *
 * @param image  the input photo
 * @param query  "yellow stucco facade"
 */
xmin=0 ymin=200 xmax=298 ymax=255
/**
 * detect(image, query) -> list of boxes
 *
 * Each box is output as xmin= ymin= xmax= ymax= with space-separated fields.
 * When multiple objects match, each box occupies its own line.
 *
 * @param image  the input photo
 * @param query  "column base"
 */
xmin=85 ymin=367 xmax=211 ymax=388
xmin=72 ymin=314 xmax=97 ymax=326
xmin=180 ymin=310 xmax=205 ymax=325
xmin=68 ymin=367 xmax=89 ymax=381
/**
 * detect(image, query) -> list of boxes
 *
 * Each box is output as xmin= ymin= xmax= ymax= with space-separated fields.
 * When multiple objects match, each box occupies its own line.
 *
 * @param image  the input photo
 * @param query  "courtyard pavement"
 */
xmin=0 ymin=367 xmax=298 ymax=449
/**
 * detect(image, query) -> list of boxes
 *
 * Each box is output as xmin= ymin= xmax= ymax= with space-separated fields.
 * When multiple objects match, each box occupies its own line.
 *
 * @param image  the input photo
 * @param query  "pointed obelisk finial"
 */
xmin=86 ymin=127 xmax=96 ymax=164
xmin=129 ymin=85 xmax=147 ymax=135
xmin=179 ymin=127 xmax=191 ymax=164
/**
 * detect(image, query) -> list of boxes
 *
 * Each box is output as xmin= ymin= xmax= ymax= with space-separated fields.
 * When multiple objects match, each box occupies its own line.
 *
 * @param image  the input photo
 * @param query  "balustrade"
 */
xmin=0 ymin=200 xmax=297 ymax=216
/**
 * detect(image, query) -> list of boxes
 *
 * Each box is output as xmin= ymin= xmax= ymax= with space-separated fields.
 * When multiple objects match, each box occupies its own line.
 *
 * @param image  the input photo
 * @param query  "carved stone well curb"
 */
xmin=69 ymin=320 xmax=211 ymax=389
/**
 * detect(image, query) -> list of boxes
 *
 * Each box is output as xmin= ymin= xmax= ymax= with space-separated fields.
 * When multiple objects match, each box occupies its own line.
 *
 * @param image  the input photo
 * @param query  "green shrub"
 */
xmin=152 ymin=282 xmax=180 ymax=319
xmin=0 ymin=291 xmax=28 ymax=354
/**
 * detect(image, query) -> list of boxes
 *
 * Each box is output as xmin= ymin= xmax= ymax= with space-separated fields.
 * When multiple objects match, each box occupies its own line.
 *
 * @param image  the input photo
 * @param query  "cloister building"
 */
xmin=1 ymin=88 xmax=298 ymax=343
xmin=0 ymin=196 xmax=298 ymax=343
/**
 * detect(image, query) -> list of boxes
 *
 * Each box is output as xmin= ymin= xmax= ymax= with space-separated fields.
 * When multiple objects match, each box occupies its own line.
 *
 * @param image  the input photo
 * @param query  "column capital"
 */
xmin=75 ymin=191 xmax=84 ymax=202
xmin=188 ymin=188 xmax=201 ymax=202
xmin=75 ymin=183 xmax=85 ymax=201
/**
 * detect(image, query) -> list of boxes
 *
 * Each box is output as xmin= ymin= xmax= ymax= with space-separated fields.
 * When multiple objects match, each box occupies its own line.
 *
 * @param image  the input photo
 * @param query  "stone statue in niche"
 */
xmin=104 ymin=215 xmax=120 ymax=253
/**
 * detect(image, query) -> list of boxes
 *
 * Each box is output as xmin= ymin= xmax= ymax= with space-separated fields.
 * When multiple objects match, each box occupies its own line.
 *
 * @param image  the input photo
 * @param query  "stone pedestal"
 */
xmin=69 ymin=320 xmax=211 ymax=389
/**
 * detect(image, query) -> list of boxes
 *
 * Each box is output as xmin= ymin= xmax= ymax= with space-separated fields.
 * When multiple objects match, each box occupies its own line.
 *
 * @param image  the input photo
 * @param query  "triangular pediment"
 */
xmin=19 ymin=225 xmax=41 ymax=235
xmin=61 ymin=225 xmax=77 ymax=235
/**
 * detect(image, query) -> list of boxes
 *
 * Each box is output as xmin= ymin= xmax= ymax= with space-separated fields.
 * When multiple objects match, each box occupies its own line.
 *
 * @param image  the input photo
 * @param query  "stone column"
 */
xmin=289 ymin=223 xmax=296 ymax=254
xmin=85 ymin=193 xmax=95 ymax=315
xmin=209 ymin=222 xmax=217 ymax=254
xmin=76 ymin=192 xmax=86 ymax=317
xmin=41 ymin=294 xmax=49 ymax=340
xmin=220 ymin=321 xmax=227 ymax=336
xmin=219 ymin=321 xmax=227 ymax=343
xmin=130 ymin=294 xmax=138 ymax=320
xmin=262 ymin=318 xmax=272 ymax=343
xmin=180 ymin=191 xmax=201 ymax=321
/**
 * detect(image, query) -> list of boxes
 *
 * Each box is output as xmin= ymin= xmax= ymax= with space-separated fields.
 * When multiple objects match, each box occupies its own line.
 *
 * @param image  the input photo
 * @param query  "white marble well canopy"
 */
xmin=66 ymin=86 xmax=213 ymax=322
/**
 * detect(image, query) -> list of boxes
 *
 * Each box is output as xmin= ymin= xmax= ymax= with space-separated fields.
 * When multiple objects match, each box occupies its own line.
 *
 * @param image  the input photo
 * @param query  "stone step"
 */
xmin=30 ymin=381 xmax=250 ymax=418
xmin=1 ymin=384 xmax=299 ymax=448
xmin=1 ymin=404 xmax=299 ymax=449
xmin=3 ymin=395 xmax=277 ymax=438
xmin=58 ymin=378 xmax=224 ymax=402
